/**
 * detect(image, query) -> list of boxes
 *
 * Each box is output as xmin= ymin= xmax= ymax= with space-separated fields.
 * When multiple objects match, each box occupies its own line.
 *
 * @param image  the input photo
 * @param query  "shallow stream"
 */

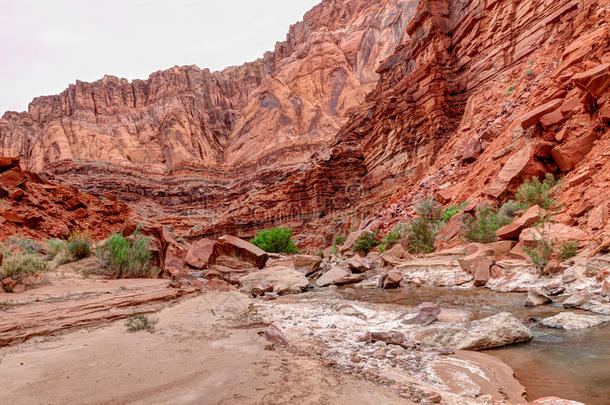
xmin=339 ymin=286 xmax=610 ymax=404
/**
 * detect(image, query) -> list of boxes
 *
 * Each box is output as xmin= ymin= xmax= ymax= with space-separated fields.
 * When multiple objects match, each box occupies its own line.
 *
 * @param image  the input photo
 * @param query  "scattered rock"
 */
xmin=259 ymin=324 xmax=290 ymax=347
xmin=399 ymin=302 xmax=441 ymax=326
xmin=359 ymin=330 xmax=415 ymax=349
xmin=562 ymin=292 xmax=590 ymax=309
xmin=525 ymin=288 xmax=553 ymax=307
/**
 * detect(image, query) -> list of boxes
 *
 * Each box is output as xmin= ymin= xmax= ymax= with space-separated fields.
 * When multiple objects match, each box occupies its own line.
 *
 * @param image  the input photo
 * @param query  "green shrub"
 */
xmin=461 ymin=204 xmax=512 ymax=243
xmin=330 ymin=245 xmax=337 ymax=255
xmin=250 ymin=227 xmax=299 ymax=254
xmin=441 ymin=202 xmax=467 ymax=223
xmin=316 ymin=250 xmax=324 ymax=259
xmin=97 ymin=233 xmax=155 ymax=278
xmin=526 ymin=70 xmax=535 ymax=77
xmin=505 ymin=84 xmax=516 ymax=97
xmin=125 ymin=314 xmax=158 ymax=333
xmin=559 ymin=240 xmax=579 ymax=260
xmin=0 ymin=252 xmax=47 ymax=280
xmin=66 ymin=229 xmax=92 ymax=259
xmin=381 ymin=230 xmax=401 ymax=250
xmin=353 ymin=231 xmax=380 ymax=255
xmin=516 ymin=174 xmax=560 ymax=210
xmin=334 ymin=234 xmax=347 ymax=246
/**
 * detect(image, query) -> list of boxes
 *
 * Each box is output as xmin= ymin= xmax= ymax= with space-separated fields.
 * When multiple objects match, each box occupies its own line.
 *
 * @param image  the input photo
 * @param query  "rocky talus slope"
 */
xmin=1 ymin=0 xmax=610 ymax=249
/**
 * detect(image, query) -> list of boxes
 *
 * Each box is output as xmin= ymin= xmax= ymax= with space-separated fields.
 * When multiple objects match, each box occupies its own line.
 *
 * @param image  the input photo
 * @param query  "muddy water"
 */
xmin=339 ymin=286 xmax=610 ymax=405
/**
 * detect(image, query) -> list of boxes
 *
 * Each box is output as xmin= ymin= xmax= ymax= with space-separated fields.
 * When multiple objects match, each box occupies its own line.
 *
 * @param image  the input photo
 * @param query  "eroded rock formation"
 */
xmin=2 ymin=0 xmax=610 ymax=249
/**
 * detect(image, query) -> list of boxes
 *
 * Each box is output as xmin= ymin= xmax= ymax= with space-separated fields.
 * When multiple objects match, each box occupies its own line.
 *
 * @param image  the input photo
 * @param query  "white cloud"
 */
xmin=0 ymin=0 xmax=320 ymax=113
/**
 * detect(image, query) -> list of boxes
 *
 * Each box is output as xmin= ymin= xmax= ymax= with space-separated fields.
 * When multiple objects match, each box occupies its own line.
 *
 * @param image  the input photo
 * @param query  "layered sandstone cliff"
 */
xmin=2 ymin=0 xmax=610 ymax=248
xmin=0 ymin=0 xmax=415 ymax=216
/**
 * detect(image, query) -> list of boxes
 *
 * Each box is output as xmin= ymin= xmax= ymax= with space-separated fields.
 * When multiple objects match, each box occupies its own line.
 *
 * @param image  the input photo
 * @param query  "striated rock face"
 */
xmin=3 ymin=0 xmax=610 ymax=249
xmin=0 ymin=0 xmax=416 ymax=236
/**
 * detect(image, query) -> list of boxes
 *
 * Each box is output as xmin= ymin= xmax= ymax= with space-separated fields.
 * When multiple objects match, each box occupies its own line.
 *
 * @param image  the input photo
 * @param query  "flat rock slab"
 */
xmin=0 ymin=284 xmax=197 ymax=346
xmin=540 ymin=312 xmax=610 ymax=330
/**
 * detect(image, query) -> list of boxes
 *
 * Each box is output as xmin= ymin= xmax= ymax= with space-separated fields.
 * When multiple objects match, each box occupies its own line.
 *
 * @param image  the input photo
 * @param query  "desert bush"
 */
xmin=415 ymin=198 xmax=443 ymax=221
xmin=250 ymin=227 xmax=299 ymax=254
xmin=498 ymin=200 xmax=527 ymax=218
xmin=66 ymin=229 xmax=92 ymax=259
xmin=0 ymin=252 xmax=47 ymax=280
xmin=516 ymin=174 xmax=560 ymax=210
xmin=461 ymin=204 xmax=512 ymax=243
xmin=523 ymin=238 xmax=555 ymax=272
xmin=381 ymin=230 xmax=401 ymax=251
xmin=316 ymin=250 xmax=324 ymax=259
xmin=401 ymin=199 xmax=445 ymax=254
xmin=559 ymin=240 xmax=579 ymax=260
xmin=405 ymin=216 xmax=440 ymax=254
xmin=97 ymin=233 xmax=155 ymax=278
xmin=353 ymin=231 xmax=380 ymax=255
xmin=46 ymin=239 xmax=67 ymax=258
xmin=125 ymin=314 xmax=158 ymax=333
xmin=3 ymin=237 xmax=43 ymax=254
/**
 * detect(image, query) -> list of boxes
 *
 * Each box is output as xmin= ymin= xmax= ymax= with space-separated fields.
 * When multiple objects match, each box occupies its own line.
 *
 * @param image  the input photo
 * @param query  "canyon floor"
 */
xmin=0 ymin=291 xmax=416 ymax=405
xmin=2 ymin=248 xmax=608 ymax=405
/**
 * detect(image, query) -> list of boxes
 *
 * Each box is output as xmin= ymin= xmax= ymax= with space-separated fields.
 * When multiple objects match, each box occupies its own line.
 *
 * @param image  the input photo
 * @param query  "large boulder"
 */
xmin=0 ymin=167 xmax=27 ymax=189
xmin=380 ymin=243 xmax=413 ymax=266
xmin=520 ymin=223 xmax=588 ymax=247
xmin=347 ymin=255 xmax=370 ymax=272
xmin=185 ymin=238 xmax=217 ymax=269
xmin=378 ymin=271 xmax=403 ymax=289
xmin=240 ymin=266 xmax=308 ymax=295
xmin=292 ymin=254 xmax=322 ymax=275
xmin=315 ymin=266 xmax=364 ymax=287
xmin=415 ymin=312 xmax=532 ymax=350
xmin=572 ymin=63 xmax=610 ymax=99
xmin=520 ymin=98 xmax=564 ymax=129
xmin=457 ymin=248 xmax=494 ymax=281
xmin=496 ymin=205 xmax=544 ymax=240
xmin=216 ymin=235 xmax=268 ymax=268
xmin=540 ymin=312 xmax=610 ymax=330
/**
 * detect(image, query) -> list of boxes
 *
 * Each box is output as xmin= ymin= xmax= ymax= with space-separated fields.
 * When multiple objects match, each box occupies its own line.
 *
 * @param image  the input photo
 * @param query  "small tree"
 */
xmin=250 ymin=227 xmax=299 ymax=254
xmin=516 ymin=174 xmax=560 ymax=210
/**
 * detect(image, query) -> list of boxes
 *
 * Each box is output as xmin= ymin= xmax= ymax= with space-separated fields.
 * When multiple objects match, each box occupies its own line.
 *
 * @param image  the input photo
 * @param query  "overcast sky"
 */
xmin=0 ymin=0 xmax=320 ymax=114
